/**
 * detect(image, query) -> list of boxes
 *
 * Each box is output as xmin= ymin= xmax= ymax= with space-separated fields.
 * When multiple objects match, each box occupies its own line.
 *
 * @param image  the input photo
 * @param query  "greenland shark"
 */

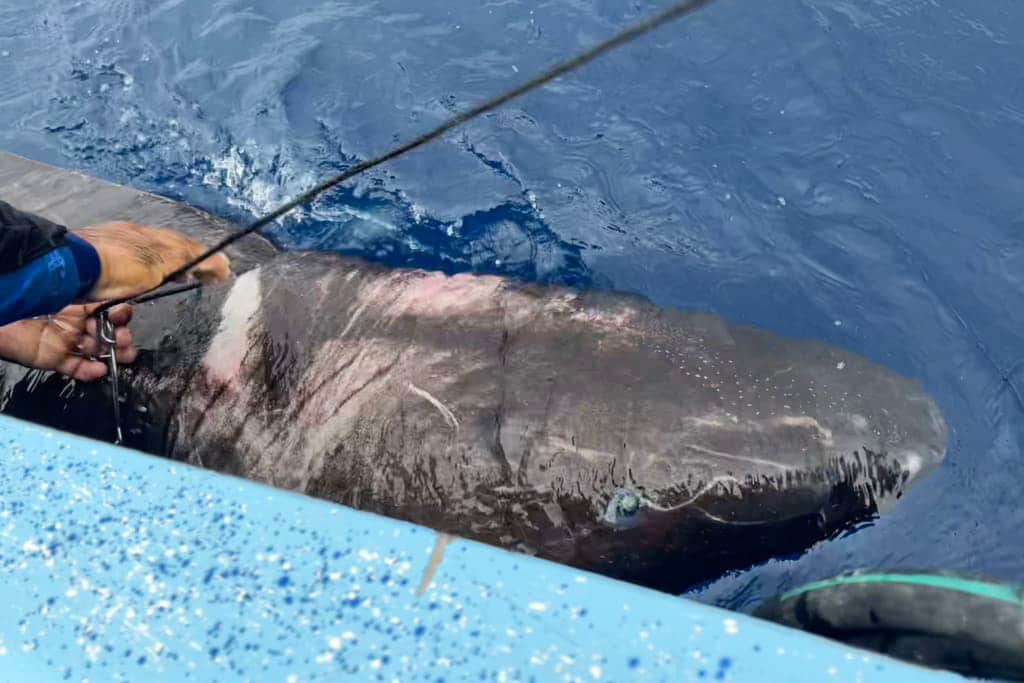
xmin=0 ymin=152 xmax=947 ymax=592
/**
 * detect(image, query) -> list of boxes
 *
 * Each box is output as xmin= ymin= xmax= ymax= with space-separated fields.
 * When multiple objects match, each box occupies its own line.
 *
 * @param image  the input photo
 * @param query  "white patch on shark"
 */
xmin=407 ymin=383 xmax=459 ymax=432
xmin=775 ymin=415 xmax=833 ymax=443
xmin=681 ymin=442 xmax=797 ymax=471
xmin=643 ymin=474 xmax=743 ymax=512
xmin=686 ymin=414 xmax=834 ymax=447
xmin=339 ymin=300 xmax=369 ymax=339
xmin=685 ymin=411 xmax=742 ymax=429
xmin=201 ymin=269 xmax=262 ymax=386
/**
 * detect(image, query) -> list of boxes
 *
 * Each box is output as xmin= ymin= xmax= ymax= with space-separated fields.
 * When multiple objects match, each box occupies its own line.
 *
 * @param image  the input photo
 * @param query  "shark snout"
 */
xmin=897 ymin=394 xmax=948 ymax=482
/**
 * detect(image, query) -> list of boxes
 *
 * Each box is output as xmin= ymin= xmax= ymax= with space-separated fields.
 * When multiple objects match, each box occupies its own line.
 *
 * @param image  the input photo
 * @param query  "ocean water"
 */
xmin=1 ymin=0 xmax=1022 ymax=611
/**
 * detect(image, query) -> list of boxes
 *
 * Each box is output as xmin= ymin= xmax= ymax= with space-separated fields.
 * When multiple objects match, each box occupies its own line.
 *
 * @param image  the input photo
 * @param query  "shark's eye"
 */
xmin=604 ymin=490 xmax=643 ymax=526
xmin=617 ymin=492 xmax=640 ymax=516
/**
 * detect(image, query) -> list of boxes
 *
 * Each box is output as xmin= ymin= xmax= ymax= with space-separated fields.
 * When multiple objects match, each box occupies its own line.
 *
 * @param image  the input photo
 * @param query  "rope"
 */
xmin=96 ymin=0 xmax=716 ymax=313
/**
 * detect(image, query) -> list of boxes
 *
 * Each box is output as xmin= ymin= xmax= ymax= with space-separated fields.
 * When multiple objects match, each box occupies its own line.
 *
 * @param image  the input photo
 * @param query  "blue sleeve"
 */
xmin=65 ymin=234 xmax=101 ymax=294
xmin=0 ymin=246 xmax=85 ymax=327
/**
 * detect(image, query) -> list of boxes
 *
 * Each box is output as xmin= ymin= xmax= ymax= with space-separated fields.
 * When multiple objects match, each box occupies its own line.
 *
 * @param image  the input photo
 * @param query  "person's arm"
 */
xmin=0 ymin=200 xmax=231 ymax=327
xmin=0 ymin=200 xmax=231 ymax=381
xmin=0 ymin=200 xmax=100 ymax=327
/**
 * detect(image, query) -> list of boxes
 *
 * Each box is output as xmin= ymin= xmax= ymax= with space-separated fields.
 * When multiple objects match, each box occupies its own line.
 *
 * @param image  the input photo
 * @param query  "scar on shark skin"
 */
xmin=408 ymin=383 xmax=460 ymax=431
xmin=418 ymin=532 xmax=454 ymax=596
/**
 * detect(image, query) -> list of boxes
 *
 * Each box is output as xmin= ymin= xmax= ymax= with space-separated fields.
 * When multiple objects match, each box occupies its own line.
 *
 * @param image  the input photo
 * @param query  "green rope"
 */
xmin=781 ymin=573 xmax=1024 ymax=607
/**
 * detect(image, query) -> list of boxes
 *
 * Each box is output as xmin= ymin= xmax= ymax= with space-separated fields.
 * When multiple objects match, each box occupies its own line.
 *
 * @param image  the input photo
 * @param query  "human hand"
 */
xmin=74 ymin=222 xmax=232 ymax=300
xmin=0 ymin=303 xmax=136 ymax=382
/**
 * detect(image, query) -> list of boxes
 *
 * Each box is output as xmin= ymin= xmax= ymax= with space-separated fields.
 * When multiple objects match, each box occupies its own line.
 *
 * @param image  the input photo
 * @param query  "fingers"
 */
xmin=164 ymin=229 xmax=232 ymax=283
xmin=82 ymin=304 xmax=134 ymax=342
xmin=56 ymin=356 xmax=108 ymax=383
xmin=77 ymin=332 xmax=99 ymax=358
xmin=77 ymin=303 xmax=136 ymax=364
xmin=61 ymin=343 xmax=134 ymax=383
xmin=114 ymin=344 xmax=138 ymax=365
xmin=76 ymin=324 xmax=134 ymax=358
xmin=81 ymin=302 xmax=133 ymax=327
xmin=187 ymin=252 xmax=232 ymax=284
xmin=105 ymin=303 xmax=134 ymax=327
xmin=76 ymin=361 xmax=109 ymax=383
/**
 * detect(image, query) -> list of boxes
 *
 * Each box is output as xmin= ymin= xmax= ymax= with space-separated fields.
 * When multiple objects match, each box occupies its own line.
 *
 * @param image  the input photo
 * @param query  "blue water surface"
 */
xmin=1 ymin=0 xmax=1022 ymax=611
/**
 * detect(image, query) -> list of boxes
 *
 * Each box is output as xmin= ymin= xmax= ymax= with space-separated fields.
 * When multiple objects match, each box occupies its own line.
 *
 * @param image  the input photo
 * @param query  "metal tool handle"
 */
xmin=98 ymin=311 xmax=124 ymax=445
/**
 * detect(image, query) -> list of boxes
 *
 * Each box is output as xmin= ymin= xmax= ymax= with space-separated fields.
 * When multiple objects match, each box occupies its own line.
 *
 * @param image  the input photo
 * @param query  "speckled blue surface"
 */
xmin=0 ymin=414 xmax=956 ymax=682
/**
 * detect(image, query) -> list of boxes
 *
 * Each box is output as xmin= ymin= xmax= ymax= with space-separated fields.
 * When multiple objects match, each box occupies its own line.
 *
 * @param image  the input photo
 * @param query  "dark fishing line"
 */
xmin=96 ymin=0 xmax=717 ymax=313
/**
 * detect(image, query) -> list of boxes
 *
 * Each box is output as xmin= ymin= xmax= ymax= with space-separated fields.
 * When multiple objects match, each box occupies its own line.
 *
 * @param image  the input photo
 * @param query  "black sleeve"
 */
xmin=0 ymin=200 xmax=69 ymax=275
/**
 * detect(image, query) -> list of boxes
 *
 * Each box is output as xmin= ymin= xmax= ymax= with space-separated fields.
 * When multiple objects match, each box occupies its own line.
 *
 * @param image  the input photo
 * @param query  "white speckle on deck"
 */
xmin=528 ymin=602 xmax=547 ymax=612
xmin=723 ymin=618 xmax=739 ymax=635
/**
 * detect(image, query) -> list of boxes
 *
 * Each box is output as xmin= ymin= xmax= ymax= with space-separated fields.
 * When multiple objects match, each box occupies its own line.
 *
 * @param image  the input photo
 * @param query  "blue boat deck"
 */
xmin=0 ymin=415 xmax=955 ymax=681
